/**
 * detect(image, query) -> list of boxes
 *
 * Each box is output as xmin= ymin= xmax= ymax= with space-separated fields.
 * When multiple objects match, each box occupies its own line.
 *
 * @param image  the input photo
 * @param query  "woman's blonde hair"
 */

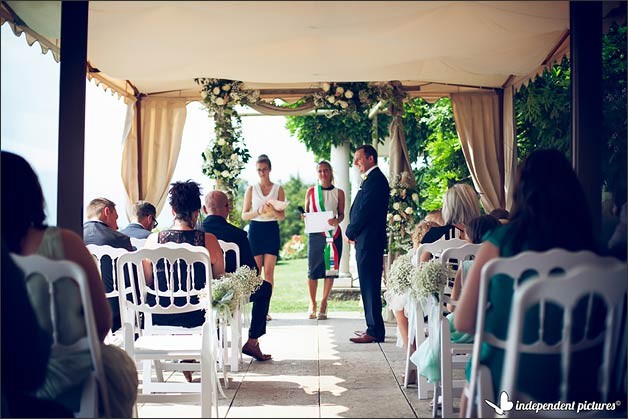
xmin=317 ymin=160 xmax=334 ymax=184
xmin=441 ymin=183 xmax=481 ymax=226
xmin=411 ymin=220 xmax=440 ymax=248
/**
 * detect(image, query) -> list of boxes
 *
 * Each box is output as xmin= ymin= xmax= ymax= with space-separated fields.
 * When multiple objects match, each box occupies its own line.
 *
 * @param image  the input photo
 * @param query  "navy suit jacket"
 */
xmin=346 ymin=167 xmax=390 ymax=252
xmin=83 ymin=220 xmax=132 ymax=332
xmin=201 ymin=215 xmax=257 ymax=274
xmin=119 ymin=222 xmax=151 ymax=239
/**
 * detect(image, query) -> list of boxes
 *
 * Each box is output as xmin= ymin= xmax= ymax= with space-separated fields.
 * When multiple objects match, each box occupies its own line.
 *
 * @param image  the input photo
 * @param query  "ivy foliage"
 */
xmin=515 ymin=23 xmax=627 ymax=205
xmin=285 ymin=110 xmax=390 ymax=162
xmin=404 ymin=98 xmax=471 ymax=215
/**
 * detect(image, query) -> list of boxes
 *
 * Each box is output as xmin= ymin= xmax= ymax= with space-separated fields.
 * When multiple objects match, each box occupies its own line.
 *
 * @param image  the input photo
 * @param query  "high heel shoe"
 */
xmin=308 ymin=311 xmax=317 ymax=319
xmin=317 ymin=302 xmax=328 ymax=320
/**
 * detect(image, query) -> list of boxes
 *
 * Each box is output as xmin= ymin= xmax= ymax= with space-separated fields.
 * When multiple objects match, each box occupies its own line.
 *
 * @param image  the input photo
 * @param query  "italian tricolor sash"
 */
xmin=308 ymin=184 xmax=340 ymax=275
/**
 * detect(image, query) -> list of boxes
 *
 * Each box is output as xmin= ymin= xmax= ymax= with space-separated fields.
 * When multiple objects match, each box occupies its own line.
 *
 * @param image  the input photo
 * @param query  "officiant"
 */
xmin=242 ymin=154 xmax=286 ymax=320
xmin=302 ymin=160 xmax=345 ymax=320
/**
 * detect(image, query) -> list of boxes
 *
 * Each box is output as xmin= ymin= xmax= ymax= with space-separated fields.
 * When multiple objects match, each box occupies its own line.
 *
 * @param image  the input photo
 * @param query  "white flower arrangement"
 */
xmin=411 ymin=259 xmax=447 ymax=299
xmin=387 ymin=172 xmax=420 ymax=254
xmin=194 ymin=78 xmax=260 ymax=113
xmin=386 ymin=252 xmax=416 ymax=296
xmin=194 ymin=78 xmax=260 ymax=214
xmin=312 ymin=82 xmax=377 ymax=118
xmin=200 ymin=265 xmax=263 ymax=324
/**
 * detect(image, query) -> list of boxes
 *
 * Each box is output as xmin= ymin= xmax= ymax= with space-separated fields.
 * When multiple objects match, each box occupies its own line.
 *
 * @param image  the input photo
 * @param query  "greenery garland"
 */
xmin=194 ymin=78 xmax=260 ymax=221
xmin=387 ymin=173 xmax=420 ymax=254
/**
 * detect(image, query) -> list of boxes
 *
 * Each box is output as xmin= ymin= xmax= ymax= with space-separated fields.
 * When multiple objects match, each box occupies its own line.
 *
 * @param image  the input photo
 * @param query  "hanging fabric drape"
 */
xmin=249 ymin=98 xmax=316 ymax=116
xmin=387 ymin=83 xmax=416 ymax=189
xmin=450 ymin=92 xmax=505 ymax=212
xmin=502 ymin=86 xmax=517 ymax=211
xmin=121 ymin=96 xmax=187 ymax=219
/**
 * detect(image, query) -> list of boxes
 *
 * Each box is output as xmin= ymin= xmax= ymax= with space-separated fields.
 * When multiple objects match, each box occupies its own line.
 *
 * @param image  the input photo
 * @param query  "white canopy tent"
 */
xmin=0 ymin=1 xmax=614 ymax=233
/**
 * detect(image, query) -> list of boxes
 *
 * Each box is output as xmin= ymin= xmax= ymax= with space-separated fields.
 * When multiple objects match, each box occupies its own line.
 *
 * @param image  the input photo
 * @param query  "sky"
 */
xmin=1 ymin=24 xmax=317 ymax=228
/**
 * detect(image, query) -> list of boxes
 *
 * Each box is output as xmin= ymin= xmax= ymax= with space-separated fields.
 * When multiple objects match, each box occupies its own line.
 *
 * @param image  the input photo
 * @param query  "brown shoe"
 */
xmin=349 ymin=333 xmax=381 ymax=343
xmin=242 ymin=342 xmax=272 ymax=361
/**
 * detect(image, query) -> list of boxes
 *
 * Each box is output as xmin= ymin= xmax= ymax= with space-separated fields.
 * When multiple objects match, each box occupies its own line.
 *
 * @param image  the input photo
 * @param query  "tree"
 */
xmin=285 ymin=111 xmax=390 ymax=162
xmin=404 ymin=98 xmax=471 ymax=215
xmin=278 ymin=175 xmax=309 ymax=248
xmin=515 ymin=23 xmax=627 ymax=207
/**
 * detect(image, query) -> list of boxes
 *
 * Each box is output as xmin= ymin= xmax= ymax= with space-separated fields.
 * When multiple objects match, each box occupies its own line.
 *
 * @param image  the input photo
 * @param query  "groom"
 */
xmin=346 ymin=145 xmax=390 ymax=343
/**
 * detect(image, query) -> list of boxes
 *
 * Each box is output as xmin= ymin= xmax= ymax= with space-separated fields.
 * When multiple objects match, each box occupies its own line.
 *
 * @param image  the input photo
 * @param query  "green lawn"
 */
xmin=270 ymin=258 xmax=361 ymax=313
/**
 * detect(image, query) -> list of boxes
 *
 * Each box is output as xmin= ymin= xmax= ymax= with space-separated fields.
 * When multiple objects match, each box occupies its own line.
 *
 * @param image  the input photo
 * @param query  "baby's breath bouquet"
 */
xmin=201 ymin=265 xmax=263 ymax=324
xmin=229 ymin=265 xmax=263 ymax=300
xmin=411 ymin=259 xmax=447 ymax=300
xmin=386 ymin=252 xmax=416 ymax=295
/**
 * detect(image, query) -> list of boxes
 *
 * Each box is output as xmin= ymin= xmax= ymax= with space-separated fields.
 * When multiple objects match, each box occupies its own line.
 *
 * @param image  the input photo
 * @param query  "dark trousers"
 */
xmin=249 ymin=280 xmax=272 ymax=339
xmin=356 ymin=247 xmax=385 ymax=341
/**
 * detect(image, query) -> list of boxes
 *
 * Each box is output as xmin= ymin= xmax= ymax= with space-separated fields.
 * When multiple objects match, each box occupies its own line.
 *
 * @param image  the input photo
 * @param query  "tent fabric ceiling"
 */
xmin=2 ymin=1 xmax=570 ymax=99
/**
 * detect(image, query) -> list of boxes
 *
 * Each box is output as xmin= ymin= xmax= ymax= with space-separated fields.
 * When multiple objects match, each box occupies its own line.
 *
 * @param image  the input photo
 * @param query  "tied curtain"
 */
xmin=121 ymin=97 xmax=187 ymax=219
xmin=451 ymin=92 xmax=506 ymax=213
xmin=388 ymin=85 xmax=416 ymax=190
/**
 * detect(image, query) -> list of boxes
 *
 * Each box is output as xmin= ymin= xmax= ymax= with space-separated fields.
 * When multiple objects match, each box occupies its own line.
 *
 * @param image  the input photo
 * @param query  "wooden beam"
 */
xmin=570 ymin=1 xmax=602 ymax=235
xmin=56 ymin=1 xmax=88 ymax=235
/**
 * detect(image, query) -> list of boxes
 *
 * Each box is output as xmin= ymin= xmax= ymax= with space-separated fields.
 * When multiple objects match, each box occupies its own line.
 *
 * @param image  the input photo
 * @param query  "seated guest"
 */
xmin=420 ymin=182 xmax=481 ymax=261
xmin=84 ymin=197 xmax=133 ymax=332
xmin=1 ymin=240 xmax=73 ymax=418
xmin=488 ymin=207 xmax=510 ymax=224
xmin=202 ymin=190 xmax=273 ymax=361
xmin=143 ymin=181 xmax=225 ymax=328
xmin=455 ymin=149 xmax=600 ymax=409
xmin=1 ymin=151 xmax=137 ymax=417
xmin=119 ymin=200 xmax=158 ymax=239
xmin=424 ymin=208 xmax=444 ymax=225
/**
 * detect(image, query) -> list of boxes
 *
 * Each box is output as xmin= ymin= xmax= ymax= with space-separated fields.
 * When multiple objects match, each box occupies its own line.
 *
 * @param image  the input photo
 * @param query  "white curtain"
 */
xmin=121 ymin=97 xmax=187 ymax=218
xmin=451 ymin=92 xmax=505 ymax=212
xmin=502 ymin=86 xmax=517 ymax=211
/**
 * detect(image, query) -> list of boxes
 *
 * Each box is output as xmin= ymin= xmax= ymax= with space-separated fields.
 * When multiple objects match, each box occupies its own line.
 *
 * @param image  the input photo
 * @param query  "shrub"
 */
xmin=280 ymin=234 xmax=307 ymax=260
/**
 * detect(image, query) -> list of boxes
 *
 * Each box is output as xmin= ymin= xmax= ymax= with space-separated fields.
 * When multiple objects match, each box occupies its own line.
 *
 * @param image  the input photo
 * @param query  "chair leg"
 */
xmin=154 ymin=360 xmax=164 ymax=382
xmin=432 ymin=382 xmax=440 ymax=417
xmin=142 ymin=360 xmax=153 ymax=394
xmin=440 ymin=320 xmax=454 ymax=418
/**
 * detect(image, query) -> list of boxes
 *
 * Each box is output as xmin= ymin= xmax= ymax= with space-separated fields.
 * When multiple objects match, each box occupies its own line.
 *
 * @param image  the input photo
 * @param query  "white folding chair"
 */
xmin=502 ymin=263 xmax=627 ymax=417
xmin=86 ymin=244 xmax=134 ymax=345
xmin=12 ymin=253 xmax=111 ymax=418
xmin=217 ymin=240 xmax=243 ymax=373
xmin=130 ymin=237 xmax=147 ymax=249
xmin=435 ymin=243 xmax=481 ymax=418
xmin=465 ymin=249 xmax=622 ymax=418
xmin=405 ymin=237 xmax=467 ymax=400
xmin=116 ymin=246 xmax=220 ymax=418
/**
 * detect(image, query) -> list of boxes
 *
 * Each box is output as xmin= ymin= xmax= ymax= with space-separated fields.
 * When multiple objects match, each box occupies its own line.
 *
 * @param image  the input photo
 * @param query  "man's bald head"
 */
xmin=204 ymin=190 xmax=230 ymax=218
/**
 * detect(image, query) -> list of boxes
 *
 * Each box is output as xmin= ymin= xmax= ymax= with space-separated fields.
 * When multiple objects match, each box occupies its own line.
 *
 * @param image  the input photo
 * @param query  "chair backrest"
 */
xmin=11 ymin=253 xmax=111 ymax=418
xmin=130 ymin=237 xmax=147 ymax=249
xmin=416 ymin=238 xmax=467 ymax=264
xmin=86 ymin=244 xmax=130 ymax=299
xmin=218 ymin=240 xmax=240 ymax=271
xmin=466 ymin=249 xmax=622 ymax=417
xmin=440 ymin=242 xmax=481 ymax=289
xmin=502 ymin=263 xmax=627 ymax=403
xmin=116 ymin=246 xmax=213 ymax=335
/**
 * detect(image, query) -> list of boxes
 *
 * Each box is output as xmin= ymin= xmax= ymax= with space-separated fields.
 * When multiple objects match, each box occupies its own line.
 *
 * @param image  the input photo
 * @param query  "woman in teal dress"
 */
xmin=455 ymin=150 xmax=600 ymax=409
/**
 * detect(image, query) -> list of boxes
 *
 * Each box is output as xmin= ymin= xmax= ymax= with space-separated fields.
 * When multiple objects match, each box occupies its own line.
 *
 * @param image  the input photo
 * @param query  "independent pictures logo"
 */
xmin=485 ymin=391 xmax=622 ymax=415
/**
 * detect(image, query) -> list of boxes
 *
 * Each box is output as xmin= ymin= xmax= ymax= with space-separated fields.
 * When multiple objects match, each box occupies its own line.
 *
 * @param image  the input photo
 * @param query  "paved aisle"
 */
xmin=138 ymin=312 xmax=432 ymax=418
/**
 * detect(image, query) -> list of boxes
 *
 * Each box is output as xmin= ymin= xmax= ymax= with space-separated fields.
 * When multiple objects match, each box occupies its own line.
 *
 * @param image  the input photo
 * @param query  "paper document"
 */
xmin=304 ymin=211 xmax=334 ymax=234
